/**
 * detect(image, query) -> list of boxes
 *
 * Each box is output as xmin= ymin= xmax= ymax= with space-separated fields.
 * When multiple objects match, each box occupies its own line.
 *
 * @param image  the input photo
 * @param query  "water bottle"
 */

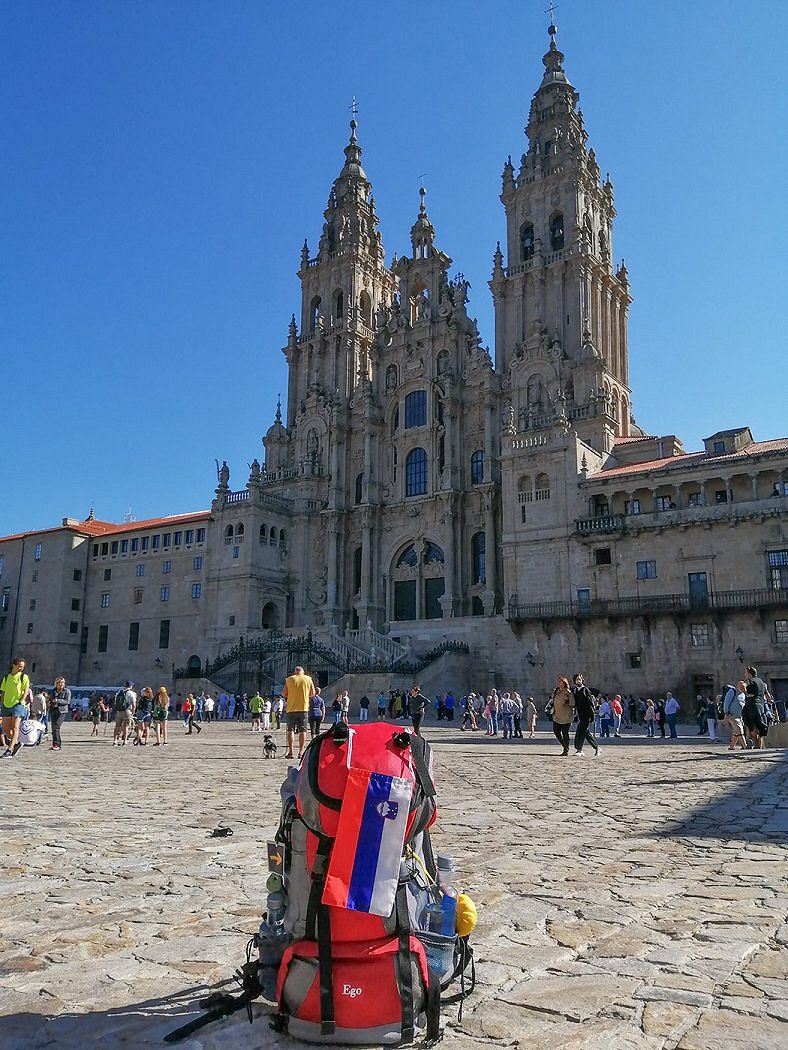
xmin=265 ymin=873 xmax=287 ymax=936
xmin=436 ymin=855 xmax=458 ymax=937
xmin=421 ymin=894 xmax=446 ymax=976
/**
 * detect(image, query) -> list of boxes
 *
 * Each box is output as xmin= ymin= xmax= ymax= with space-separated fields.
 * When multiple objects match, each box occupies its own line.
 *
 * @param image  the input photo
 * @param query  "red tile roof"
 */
xmin=589 ymin=439 xmax=788 ymax=482
xmin=0 ymin=510 xmax=211 ymax=544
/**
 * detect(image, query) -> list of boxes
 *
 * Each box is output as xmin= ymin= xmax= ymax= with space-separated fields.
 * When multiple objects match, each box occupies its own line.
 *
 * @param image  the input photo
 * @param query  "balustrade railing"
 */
xmin=507 ymin=587 xmax=788 ymax=623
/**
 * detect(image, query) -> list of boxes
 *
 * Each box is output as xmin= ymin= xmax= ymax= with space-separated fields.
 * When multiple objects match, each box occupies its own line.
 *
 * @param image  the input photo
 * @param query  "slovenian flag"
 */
xmin=322 ymin=768 xmax=413 ymax=917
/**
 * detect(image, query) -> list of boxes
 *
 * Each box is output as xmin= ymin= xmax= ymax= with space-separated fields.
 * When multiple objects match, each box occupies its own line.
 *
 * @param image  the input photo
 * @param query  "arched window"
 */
xmin=236 ymin=523 xmax=245 ymax=537
xmin=269 ymin=527 xmax=276 ymax=545
xmin=224 ymin=524 xmax=234 ymax=538
xmin=472 ymin=532 xmax=486 ymax=584
xmin=262 ymin=602 xmax=279 ymax=629
xmin=186 ymin=654 xmax=201 ymax=674
xmin=355 ymin=472 xmax=364 ymax=504
xmin=520 ymin=222 xmax=534 ymax=261
xmin=279 ymin=529 xmax=286 ymax=548
xmin=535 ymin=472 xmax=551 ymax=501
xmin=359 ymin=290 xmax=372 ymax=327
xmin=424 ymin=542 xmax=444 ymax=565
xmin=549 ymin=212 xmax=564 ymax=251
xmin=404 ymin=390 xmax=427 ymax=428
xmin=334 ymin=289 xmax=344 ymax=321
xmin=353 ymin=546 xmax=362 ymax=594
xmin=397 ymin=544 xmax=418 ymax=568
xmin=470 ymin=449 xmax=484 ymax=485
xmin=259 ymin=524 xmax=267 ymax=544
xmin=405 ymin=448 xmax=428 ymax=497
xmin=309 ymin=296 xmax=322 ymax=333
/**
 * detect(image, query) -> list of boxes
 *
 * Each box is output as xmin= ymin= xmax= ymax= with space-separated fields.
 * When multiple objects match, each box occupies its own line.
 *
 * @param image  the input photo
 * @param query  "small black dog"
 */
xmin=263 ymin=735 xmax=277 ymax=759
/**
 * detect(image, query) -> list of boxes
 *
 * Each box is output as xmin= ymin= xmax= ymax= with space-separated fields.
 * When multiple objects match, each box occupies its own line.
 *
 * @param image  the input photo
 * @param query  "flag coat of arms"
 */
xmin=322 ymin=767 xmax=414 ymax=917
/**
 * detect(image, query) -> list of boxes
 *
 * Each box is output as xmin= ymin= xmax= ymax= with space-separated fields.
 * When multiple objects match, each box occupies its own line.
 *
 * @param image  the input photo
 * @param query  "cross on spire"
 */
xmin=546 ymin=0 xmax=558 ymax=38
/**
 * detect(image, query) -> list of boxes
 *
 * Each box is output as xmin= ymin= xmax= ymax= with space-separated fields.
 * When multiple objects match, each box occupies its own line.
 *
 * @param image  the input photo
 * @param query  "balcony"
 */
xmin=575 ymin=514 xmax=625 ymax=534
xmin=507 ymin=588 xmax=788 ymax=623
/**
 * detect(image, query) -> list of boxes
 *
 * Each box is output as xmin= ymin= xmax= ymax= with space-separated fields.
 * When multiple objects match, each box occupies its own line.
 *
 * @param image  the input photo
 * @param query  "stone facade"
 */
xmin=1 ymin=27 xmax=787 ymax=704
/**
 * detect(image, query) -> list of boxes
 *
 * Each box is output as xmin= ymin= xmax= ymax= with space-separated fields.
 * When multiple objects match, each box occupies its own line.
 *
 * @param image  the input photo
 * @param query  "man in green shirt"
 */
xmin=249 ymin=691 xmax=264 ymax=733
xmin=1 ymin=656 xmax=31 ymax=759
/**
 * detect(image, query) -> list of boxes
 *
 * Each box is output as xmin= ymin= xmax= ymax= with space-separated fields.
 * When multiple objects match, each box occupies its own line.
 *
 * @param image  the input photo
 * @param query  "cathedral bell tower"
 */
xmin=490 ymin=21 xmax=633 ymax=453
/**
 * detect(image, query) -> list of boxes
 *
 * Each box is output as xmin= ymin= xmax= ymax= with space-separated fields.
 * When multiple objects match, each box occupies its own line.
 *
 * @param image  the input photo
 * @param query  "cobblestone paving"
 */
xmin=1 ymin=720 xmax=786 ymax=1049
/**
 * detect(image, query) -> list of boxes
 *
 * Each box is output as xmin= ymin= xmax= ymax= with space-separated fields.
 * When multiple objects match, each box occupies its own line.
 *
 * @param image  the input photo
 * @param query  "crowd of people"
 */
xmin=2 ymin=652 xmax=781 ymax=763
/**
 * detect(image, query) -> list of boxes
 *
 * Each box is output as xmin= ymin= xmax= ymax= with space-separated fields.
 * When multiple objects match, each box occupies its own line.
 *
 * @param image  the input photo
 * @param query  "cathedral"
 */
xmin=2 ymin=26 xmax=787 ymax=705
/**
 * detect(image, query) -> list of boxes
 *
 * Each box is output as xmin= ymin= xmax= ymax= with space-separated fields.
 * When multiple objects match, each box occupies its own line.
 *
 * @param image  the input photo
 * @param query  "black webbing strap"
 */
xmin=424 ymin=963 xmax=442 ymax=1045
xmin=394 ymin=884 xmax=415 ymax=1043
xmin=304 ymin=836 xmax=335 ymax=1035
xmin=408 ymin=733 xmax=436 ymax=798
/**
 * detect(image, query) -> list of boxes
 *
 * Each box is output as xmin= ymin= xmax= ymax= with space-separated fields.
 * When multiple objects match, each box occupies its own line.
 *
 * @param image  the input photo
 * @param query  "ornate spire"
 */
xmin=275 ymin=393 xmax=282 ymax=425
xmin=410 ymin=183 xmax=435 ymax=257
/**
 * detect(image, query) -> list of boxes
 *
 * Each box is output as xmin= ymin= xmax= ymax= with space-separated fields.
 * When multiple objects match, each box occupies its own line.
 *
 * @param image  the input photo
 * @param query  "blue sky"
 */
xmin=2 ymin=1 xmax=786 ymax=539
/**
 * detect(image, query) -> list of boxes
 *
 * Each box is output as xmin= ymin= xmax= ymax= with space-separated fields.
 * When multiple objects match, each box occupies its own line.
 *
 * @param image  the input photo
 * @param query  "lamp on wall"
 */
xmin=154 ymin=657 xmax=163 ymax=668
xmin=735 ymin=645 xmax=745 ymax=664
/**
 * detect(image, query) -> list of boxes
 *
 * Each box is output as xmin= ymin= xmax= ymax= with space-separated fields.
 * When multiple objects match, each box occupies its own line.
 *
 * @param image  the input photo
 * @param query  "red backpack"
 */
xmin=266 ymin=721 xmax=460 ymax=1044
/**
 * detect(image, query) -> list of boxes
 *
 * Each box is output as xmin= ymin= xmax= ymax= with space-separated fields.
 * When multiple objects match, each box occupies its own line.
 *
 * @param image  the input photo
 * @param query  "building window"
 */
xmin=111 ymin=540 xmax=119 ymax=555
xmin=32 ymin=571 xmax=38 ymax=583
xmin=688 ymin=492 xmax=705 ymax=508
xmin=152 ymin=535 xmax=161 ymax=550
xmin=72 ymin=568 xmax=82 ymax=582
xmin=197 ymin=528 xmax=206 ymax=543
xmin=228 ymin=615 xmax=236 ymax=627
xmin=470 ymin=450 xmax=484 ymax=485
xmin=133 ymin=588 xmax=143 ymax=605
xmin=128 ymin=622 xmax=140 ymax=651
xmin=104 ymin=568 xmax=112 ymax=581
xmin=69 ymin=621 xmax=79 ymax=634
xmin=71 ymin=598 xmax=80 ymax=611
xmin=713 ymin=440 xmax=725 ymax=454
xmin=193 ymin=556 xmax=202 ymax=570
xmin=34 ymin=542 xmax=42 ymax=561
xmin=520 ymin=221 xmax=534 ymax=261
xmin=162 ymin=561 xmax=171 ymax=574
xmin=26 ymin=622 xmax=33 ymax=634
xmin=160 ymin=586 xmax=169 ymax=602
xmin=535 ymin=473 xmax=551 ymax=501
xmin=549 ymin=212 xmax=564 ymax=251
xmin=624 ymin=499 xmax=641 ymax=515
xmin=405 ymin=448 xmax=428 ymax=497
xmin=595 ymin=548 xmax=612 ymax=565
xmin=714 ymin=490 xmax=728 ymax=504
xmin=768 ymin=550 xmax=788 ymax=589
xmin=163 ymin=532 xmax=172 ymax=546
xmin=0 ymin=587 xmax=9 ymax=612
xmin=655 ymin=495 xmax=674 ymax=512
xmin=92 ymin=544 xmax=99 ymax=557
xmin=159 ymin=619 xmax=170 ymax=649
xmin=404 ymin=390 xmax=427 ymax=429
xmin=29 ymin=599 xmax=36 ymax=611
xmin=174 ymin=531 xmax=183 ymax=546
xmin=690 ymin=623 xmax=710 ymax=647
xmin=136 ymin=564 xmax=145 ymax=577
xmin=471 ymin=532 xmax=486 ymax=584
xmin=232 ymin=545 xmax=240 ymax=559
xmin=98 ymin=625 xmax=108 ymax=652
xmin=636 ymin=560 xmax=657 ymax=580
xmin=192 ymin=583 xmax=202 ymax=599
xmin=279 ymin=529 xmax=286 ymax=549
xmin=101 ymin=592 xmax=110 ymax=608
xmin=774 ymin=619 xmax=788 ymax=644
xmin=577 ymin=588 xmax=591 ymax=610
xmin=628 ymin=653 xmax=642 ymax=669
xmin=81 ymin=626 xmax=88 ymax=654
xmin=120 ymin=539 xmax=128 ymax=554
xmin=355 ymin=472 xmax=364 ymax=504
xmin=141 ymin=536 xmax=149 ymax=552
xmin=185 ymin=529 xmax=194 ymax=544
xmin=131 ymin=538 xmax=139 ymax=553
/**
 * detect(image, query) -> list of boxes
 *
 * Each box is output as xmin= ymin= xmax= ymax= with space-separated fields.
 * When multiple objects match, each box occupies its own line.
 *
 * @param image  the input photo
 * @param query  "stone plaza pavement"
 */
xmin=0 ymin=719 xmax=786 ymax=1050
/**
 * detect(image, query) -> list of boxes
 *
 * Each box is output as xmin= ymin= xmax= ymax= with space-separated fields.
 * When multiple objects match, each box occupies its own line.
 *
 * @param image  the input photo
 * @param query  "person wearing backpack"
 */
xmin=1 ymin=656 xmax=31 ymax=759
xmin=723 ymin=682 xmax=747 ymax=750
xmin=571 ymin=672 xmax=600 ymax=757
xmin=112 ymin=681 xmax=136 ymax=746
